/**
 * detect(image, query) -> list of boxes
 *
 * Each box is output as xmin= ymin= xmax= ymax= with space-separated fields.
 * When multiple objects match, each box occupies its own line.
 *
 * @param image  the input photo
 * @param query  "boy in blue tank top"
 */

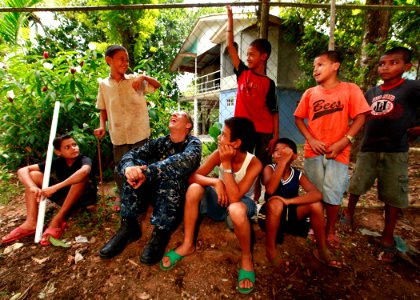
xmin=260 ymin=138 xmax=342 ymax=270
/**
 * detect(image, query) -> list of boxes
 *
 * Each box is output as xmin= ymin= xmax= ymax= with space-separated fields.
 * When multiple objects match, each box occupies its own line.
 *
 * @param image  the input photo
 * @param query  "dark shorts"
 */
xmin=199 ymin=186 xmax=256 ymax=221
xmin=49 ymin=180 xmax=97 ymax=211
xmin=244 ymin=132 xmax=272 ymax=166
xmin=258 ymin=202 xmax=309 ymax=244
xmin=348 ymin=152 xmax=409 ymax=208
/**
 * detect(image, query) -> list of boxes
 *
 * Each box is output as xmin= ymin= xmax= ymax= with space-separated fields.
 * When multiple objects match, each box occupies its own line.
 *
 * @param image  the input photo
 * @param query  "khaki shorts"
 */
xmin=347 ymin=152 xmax=409 ymax=208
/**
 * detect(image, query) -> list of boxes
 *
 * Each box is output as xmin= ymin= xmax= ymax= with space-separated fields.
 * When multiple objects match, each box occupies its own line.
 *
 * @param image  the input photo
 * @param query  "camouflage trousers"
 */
xmin=120 ymin=178 xmax=186 ymax=231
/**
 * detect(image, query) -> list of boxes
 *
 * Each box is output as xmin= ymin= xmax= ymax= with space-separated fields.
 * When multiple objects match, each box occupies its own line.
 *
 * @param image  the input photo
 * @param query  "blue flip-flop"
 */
xmin=160 ymin=249 xmax=184 ymax=271
xmin=237 ymin=268 xmax=255 ymax=294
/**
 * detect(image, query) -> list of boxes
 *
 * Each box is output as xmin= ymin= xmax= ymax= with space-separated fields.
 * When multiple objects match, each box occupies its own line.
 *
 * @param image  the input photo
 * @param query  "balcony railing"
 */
xmin=196 ymin=70 xmax=220 ymax=94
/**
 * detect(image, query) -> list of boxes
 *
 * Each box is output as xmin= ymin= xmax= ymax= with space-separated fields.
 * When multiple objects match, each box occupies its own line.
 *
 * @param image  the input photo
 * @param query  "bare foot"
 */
xmin=327 ymin=234 xmax=340 ymax=249
xmin=313 ymin=248 xmax=342 ymax=268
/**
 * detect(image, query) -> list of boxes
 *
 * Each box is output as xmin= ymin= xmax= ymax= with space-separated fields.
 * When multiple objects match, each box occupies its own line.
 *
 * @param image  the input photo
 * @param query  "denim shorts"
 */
xmin=199 ymin=186 xmax=257 ymax=221
xmin=304 ymin=155 xmax=348 ymax=205
xmin=348 ymin=152 xmax=409 ymax=208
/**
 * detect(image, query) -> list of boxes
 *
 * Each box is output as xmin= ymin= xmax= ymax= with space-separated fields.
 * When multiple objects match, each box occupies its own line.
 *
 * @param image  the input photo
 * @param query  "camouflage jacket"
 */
xmin=118 ymin=134 xmax=202 ymax=183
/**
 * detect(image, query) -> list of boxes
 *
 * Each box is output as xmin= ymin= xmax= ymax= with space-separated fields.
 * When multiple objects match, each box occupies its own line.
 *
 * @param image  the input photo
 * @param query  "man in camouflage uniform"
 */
xmin=99 ymin=111 xmax=202 ymax=265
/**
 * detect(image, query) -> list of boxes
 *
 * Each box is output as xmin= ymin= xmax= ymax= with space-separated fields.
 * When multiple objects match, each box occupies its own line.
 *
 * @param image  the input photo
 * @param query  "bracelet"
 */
xmin=223 ymin=169 xmax=233 ymax=174
xmin=345 ymin=134 xmax=355 ymax=144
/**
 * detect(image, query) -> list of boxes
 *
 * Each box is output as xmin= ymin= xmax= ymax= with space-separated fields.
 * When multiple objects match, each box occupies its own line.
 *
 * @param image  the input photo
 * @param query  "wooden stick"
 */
xmin=96 ymin=137 xmax=105 ymax=206
xmin=35 ymin=101 xmax=60 ymax=243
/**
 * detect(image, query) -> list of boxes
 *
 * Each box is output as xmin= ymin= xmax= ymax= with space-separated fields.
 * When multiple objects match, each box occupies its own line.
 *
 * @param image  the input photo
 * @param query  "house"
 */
xmin=170 ymin=12 xmax=304 ymax=143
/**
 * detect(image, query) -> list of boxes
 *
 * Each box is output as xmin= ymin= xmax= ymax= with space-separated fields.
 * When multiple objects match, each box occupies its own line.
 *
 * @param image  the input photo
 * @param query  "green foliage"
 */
xmin=202 ymin=122 xmax=221 ymax=158
xmin=0 ymin=0 xmax=44 ymax=45
xmin=64 ymin=0 xmax=158 ymax=68
xmin=26 ymin=14 xmax=106 ymax=56
xmin=0 ymin=44 xmax=184 ymax=173
xmin=0 ymin=166 xmax=22 ymax=205
xmin=279 ymin=0 xmax=419 ymax=89
xmin=0 ymin=47 xmax=108 ymax=170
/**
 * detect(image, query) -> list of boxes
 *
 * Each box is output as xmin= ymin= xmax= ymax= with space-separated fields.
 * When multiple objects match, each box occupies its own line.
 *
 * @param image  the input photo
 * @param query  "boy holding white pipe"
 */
xmin=1 ymin=134 xmax=97 ymax=245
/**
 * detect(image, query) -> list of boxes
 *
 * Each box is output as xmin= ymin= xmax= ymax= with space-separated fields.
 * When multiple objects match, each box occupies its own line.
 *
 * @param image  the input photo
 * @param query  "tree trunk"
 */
xmin=259 ymin=0 xmax=270 ymax=39
xmin=359 ymin=0 xmax=392 ymax=92
xmin=353 ymin=0 xmax=392 ymax=163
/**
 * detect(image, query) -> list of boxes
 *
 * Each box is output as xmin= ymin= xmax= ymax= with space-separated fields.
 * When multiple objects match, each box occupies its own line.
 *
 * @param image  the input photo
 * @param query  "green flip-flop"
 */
xmin=237 ymin=268 xmax=255 ymax=294
xmin=160 ymin=249 xmax=184 ymax=271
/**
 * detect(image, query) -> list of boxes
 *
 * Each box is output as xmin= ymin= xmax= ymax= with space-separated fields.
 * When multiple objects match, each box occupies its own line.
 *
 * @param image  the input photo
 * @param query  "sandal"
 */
xmin=237 ymin=269 xmax=255 ymax=294
xmin=112 ymin=197 xmax=121 ymax=212
xmin=377 ymin=243 xmax=397 ymax=263
xmin=1 ymin=227 xmax=36 ymax=244
xmin=160 ymin=249 xmax=185 ymax=271
xmin=313 ymin=248 xmax=342 ymax=269
xmin=40 ymin=222 xmax=66 ymax=246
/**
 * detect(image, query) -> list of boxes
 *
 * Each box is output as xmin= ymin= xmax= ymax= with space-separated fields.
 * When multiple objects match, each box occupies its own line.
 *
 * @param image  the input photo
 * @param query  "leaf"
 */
xmin=49 ymin=237 xmax=71 ymax=248
xmin=31 ymin=256 xmax=50 ymax=264
xmin=208 ymin=125 xmax=221 ymax=141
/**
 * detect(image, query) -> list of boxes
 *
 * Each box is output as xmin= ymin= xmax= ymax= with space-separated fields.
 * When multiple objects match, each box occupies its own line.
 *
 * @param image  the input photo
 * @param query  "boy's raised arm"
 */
xmin=226 ymin=5 xmax=240 ymax=70
xmin=263 ymin=149 xmax=292 ymax=195
xmin=132 ymin=75 xmax=161 ymax=90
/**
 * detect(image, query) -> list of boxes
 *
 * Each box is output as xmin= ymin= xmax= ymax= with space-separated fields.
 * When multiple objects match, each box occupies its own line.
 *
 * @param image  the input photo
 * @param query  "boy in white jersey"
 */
xmin=160 ymin=117 xmax=262 ymax=295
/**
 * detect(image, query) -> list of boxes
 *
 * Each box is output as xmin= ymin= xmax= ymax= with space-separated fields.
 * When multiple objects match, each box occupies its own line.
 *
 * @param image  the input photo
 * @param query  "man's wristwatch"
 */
xmin=223 ymin=169 xmax=233 ymax=174
xmin=345 ymin=134 xmax=355 ymax=144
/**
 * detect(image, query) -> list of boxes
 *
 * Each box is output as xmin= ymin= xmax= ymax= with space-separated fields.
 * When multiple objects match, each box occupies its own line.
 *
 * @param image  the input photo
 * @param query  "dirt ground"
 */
xmin=0 ymin=149 xmax=419 ymax=299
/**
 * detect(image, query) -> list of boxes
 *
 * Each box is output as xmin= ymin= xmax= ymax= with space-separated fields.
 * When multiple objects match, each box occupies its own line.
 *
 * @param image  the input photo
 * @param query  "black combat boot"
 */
xmin=140 ymin=227 xmax=171 ymax=265
xmin=99 ymin=218 xmax=141 ymax=258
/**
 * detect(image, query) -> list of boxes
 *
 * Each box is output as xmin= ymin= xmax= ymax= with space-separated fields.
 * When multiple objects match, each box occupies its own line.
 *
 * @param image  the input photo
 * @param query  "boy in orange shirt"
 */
xmin=294 ymin=51 xmax=370 ymax=248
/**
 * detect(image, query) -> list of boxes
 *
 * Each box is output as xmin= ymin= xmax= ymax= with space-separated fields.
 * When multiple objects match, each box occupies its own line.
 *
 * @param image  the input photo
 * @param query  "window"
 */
xmin=227 ymin=96 xmax=235 ymax=107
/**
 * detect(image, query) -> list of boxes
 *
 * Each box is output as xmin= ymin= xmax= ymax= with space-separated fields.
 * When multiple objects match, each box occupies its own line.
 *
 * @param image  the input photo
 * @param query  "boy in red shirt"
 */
xmin=294 ymin=51 xmax=370 ymax=248
xmin=226 ymin=6 xmax=278 ymax=199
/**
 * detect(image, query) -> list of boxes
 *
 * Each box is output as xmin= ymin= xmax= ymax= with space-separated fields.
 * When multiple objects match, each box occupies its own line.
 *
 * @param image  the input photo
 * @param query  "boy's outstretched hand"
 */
xmin=132 ymin=75 xmax=145 ymax=90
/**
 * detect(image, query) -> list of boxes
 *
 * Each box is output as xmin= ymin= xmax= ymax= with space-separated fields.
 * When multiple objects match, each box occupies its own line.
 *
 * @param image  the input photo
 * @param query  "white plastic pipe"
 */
xmin=34 ymin=101 xmax=61 ymax=243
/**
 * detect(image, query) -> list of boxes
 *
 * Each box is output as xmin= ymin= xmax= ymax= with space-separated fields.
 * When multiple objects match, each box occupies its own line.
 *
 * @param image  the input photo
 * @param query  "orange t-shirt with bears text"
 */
xmin=294 ymin=82 xmax=370 ymax=165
